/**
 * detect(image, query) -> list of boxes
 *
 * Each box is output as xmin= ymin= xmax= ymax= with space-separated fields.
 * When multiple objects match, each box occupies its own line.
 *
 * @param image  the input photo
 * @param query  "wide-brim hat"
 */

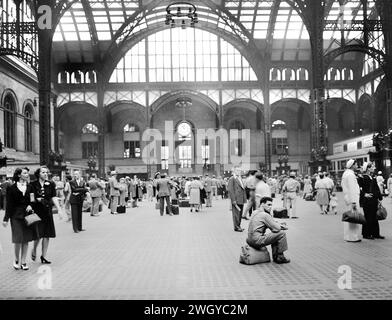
xmin=110 ymin=171 xmax=117 ymax=175
xmin=289 ymin=172 xmax=296 ymax=177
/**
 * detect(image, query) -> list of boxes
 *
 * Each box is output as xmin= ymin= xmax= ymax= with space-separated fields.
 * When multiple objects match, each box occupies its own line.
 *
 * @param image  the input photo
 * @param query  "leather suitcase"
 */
xmin=239 ymin=245 xmax=271 ymax=265
xmin=166 ymin=205 xmax=179 ymax=215
xmin=273 ymin=207 xmax=289 ymax=219
xmin=179 ymin=199 xmax=190 ymax=207
xmin=117 ymin=205 xmax=126 ymax=214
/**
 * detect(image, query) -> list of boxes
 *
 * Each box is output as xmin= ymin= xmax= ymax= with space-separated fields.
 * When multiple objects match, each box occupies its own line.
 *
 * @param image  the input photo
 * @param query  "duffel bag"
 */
xmin=239 ymin=245 xmax=271 ymax=265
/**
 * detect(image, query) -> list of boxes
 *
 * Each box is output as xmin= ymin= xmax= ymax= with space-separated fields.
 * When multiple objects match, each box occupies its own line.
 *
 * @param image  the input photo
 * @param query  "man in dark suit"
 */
xmin=69 ymin=170 xmax=88 ymax=233
xmin=227 ymin=166 xmax=247 ymax=232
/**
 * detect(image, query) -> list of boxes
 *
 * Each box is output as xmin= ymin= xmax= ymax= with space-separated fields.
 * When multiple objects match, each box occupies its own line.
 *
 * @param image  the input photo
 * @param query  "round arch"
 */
xmin=56 ymin=102 xmax=98 ymax=127
xmin=150 ymin=90 xmax=219 ymax=116
xmin=102 ymin=24 xmax=263 ymax=86
xmin=1 ymin=89 xmax=19 ymax=114
xmin=106 ymin=101 xmax=147 ymax=133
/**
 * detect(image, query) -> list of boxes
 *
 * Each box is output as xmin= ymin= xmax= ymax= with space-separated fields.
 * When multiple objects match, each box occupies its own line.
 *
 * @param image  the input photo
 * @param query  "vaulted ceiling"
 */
xmin=51 ymin=0 xmax=380 ymax=67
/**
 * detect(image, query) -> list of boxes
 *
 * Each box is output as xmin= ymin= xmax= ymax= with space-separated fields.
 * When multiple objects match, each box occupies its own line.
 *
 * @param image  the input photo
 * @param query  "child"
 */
xmin=329 ymin=193 xmax=338 ymax=215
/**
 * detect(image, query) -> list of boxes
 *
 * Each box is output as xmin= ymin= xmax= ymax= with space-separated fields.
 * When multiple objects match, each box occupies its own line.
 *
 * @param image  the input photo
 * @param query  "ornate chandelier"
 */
xmin=175 ymin=97 xmax=192 ymax=108
xmin=165 ymin=2 xmax=198 ymax=29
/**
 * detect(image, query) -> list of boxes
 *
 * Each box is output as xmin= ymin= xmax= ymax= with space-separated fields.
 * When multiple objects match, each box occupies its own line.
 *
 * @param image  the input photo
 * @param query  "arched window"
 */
xmin=123 ymin=123 xmax=139 ymax=132
xmin=230 ymin=120 xmax=245 ymax=156
xmin=123 ymin=123 xmax=140 ymax=158
xmin=82 ymin=123 xmax=99 ymax=134
xmin=3 ymin=94 xmax=16 ymax=148
xmin=81 ymin=123 xmax=98 ymax=158
xmin=272 ymin=120 xmax=288 ymax=155
xmin=297 ymin=68 xmax=309 ymax=80
xmin=176 ymin=121 xmax=192 ymax=168
xmin=24 ymin=104 xmax=34 ymax=152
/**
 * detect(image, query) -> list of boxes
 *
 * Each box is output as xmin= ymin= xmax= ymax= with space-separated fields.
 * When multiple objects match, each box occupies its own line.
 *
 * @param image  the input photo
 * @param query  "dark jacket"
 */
xmin=30 ymin=180 xmax=56 ymax=220
xmin=359 ymin=174 xmax=382 ymax=208
xmin=69 ymin=179 xmax=88 ymax=204
xmin=3 ymin=183 xmax=34 ymax=222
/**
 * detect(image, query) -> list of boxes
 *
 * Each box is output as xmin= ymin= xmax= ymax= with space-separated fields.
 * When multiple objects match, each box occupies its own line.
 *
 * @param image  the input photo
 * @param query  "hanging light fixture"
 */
xmin=165 ymin=2 xmax=198 ymax=29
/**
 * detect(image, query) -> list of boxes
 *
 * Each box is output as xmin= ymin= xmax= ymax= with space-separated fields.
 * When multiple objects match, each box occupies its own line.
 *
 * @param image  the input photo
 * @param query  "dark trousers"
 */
xmin=71 ymin=202 xmax=83 ymax=232
xmin=159 ymin=196 xmax=171 ymax=215
xmin=231 ymin=203 xmax=243 ymax=230
xmin=0 ymin=194 xmax=4 ymax=210
xmin=362 ymin=204 xmax=380 ymax=237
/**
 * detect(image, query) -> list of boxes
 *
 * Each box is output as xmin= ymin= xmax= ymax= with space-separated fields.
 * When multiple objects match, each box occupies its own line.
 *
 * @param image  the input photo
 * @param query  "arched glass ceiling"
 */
xmin=51 ymin=0 xmax=384 ymax=65
xmin=109 ymin=28 xmax=257 ymax=83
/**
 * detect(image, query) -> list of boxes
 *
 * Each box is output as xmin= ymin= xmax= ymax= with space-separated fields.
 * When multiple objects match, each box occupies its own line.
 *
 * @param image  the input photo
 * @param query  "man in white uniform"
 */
xmin=341 ymin=159 xmax=362 ymax=242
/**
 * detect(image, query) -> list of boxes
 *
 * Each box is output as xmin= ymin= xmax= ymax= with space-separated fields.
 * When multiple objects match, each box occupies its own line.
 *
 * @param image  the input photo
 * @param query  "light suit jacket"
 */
xmin=109 ymin=176 xmax=120 ymax=197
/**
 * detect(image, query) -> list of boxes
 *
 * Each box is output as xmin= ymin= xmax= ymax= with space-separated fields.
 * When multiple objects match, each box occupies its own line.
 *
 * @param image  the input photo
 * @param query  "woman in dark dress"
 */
xmin=2 ymin=167 xmax=37 ymax=270
xmin=31 ymin=166 xmax=62 ymax=264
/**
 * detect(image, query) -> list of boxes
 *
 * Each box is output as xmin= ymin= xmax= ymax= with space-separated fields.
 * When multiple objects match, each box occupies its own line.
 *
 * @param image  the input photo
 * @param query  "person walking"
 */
xmin=204 ymin=174 xmax=212 ymax=207
xmin=341 ymin=159 xmax=362 ymax=242
xmin=63 ymin=175 xmax=72 ymax=222
xmin=315 ymin=173 xmax=330 ymax=215
xmin=109 ymin=171 xmax=120 ymax=214
xmin=2 ymin=168 xmax=37 ymax=270
xmin=69 ymin=170 xmax=88 ymax=233
xmin=30 ymin=166 xmax=62 ymax=264
xmin=88 ymin=173 xmax=104 ymax=217
xmin=227 ymin=166 xmax=247 ymax=232
xmin=188 ymin=176 xmax=203 ymax=212
xmin=156 ymin=173 xmax=172 ymax=216
xmin=282 ymin=172 xmax=300 ymax=218
xmin=360 ymin=162 xmax=385 ymax=240
xmin=303 ymin=175 xmax=313 ymax=198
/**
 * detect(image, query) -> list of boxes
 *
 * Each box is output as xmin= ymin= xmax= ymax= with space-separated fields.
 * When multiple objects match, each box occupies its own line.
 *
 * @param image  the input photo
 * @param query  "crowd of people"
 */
xmin=0 ymin=160 xmax=389 ymax=270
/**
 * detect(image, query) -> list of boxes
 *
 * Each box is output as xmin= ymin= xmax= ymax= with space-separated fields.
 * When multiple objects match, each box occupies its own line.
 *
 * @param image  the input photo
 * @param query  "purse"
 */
xmin=376 ymin=203 xmax=388 ymax=220
xmin=25 ymin=211 xmax=41 ymax=226
xmin=342 ymin=209 xmax=366 ymax=225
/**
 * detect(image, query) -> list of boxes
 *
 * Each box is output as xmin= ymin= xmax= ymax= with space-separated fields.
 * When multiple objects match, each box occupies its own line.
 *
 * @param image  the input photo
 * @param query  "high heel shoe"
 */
xmin=20 ymin=263 xmax=29 ymax=270
xmin=40 ymin=256 xmax=51 ymax=264
xmin=13 ymin=261 xmax=19 ymax=270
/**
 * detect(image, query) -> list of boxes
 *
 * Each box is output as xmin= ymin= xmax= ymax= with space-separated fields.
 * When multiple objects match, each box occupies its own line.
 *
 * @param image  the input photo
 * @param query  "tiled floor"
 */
xmin=0 ymin=193 xmax=392 ymax=300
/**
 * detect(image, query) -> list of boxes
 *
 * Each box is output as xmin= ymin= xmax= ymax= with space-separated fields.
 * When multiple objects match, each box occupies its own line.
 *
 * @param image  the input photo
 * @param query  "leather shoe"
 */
xmin=79 ymin=229 xmax=86 ymax=232
xmin=234 ymin=228 xmax=244 ymax=232
xmin=273 ymin=255 xmax=291 ymax=264
xmin=363 ymin=236 xmax=374 ymax=240
xmin=374 ymin=235 xmax=385 ymax=239
xmin=74 ymin=230 xmax=80 ymax=233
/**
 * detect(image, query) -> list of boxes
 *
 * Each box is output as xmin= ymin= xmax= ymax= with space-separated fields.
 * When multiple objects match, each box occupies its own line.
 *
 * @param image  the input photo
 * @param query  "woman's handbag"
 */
xmin=342 ymin=209 xmax=366 ymax=224
xmin=376 ymin=203 xmax=388 ymax=220
xmin=25 ymin=211 xmax=41 ymax=226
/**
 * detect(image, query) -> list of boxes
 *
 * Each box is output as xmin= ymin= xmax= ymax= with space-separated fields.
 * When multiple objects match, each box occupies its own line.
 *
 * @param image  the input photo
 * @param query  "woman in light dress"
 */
xmin=315 ymin=173 xmax=330 ymax=214
xmin=188 ymin=176 xmax=203 ymax=212
xmin=303 ymin=175 xmax=313 ymax=198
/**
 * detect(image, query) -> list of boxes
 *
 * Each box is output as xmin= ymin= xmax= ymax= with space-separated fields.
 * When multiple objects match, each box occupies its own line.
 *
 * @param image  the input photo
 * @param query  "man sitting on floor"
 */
xmin=246 ymin=196 xmax=290 ymax=264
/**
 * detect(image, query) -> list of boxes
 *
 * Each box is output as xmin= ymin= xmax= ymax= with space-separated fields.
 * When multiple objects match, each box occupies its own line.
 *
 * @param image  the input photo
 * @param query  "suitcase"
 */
xmin=132 ymin=201 xmax=138 ymax=208
xmin=239 ymin=245 xmax=271 ymax=265
xmin=171 ymin=199 xmax=179 ymax=205
xmin=179 ymin=199 xmax=190 ymax=207
xmin=273 ymin=207 xmax=289 ymax=219
xmin=166 ymin=205 xmax=179 ymax=215
xmin=305 ymin=193 xmax=314 ymax=201
xmin=117 ymin=205 xmax=126 ymax=214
